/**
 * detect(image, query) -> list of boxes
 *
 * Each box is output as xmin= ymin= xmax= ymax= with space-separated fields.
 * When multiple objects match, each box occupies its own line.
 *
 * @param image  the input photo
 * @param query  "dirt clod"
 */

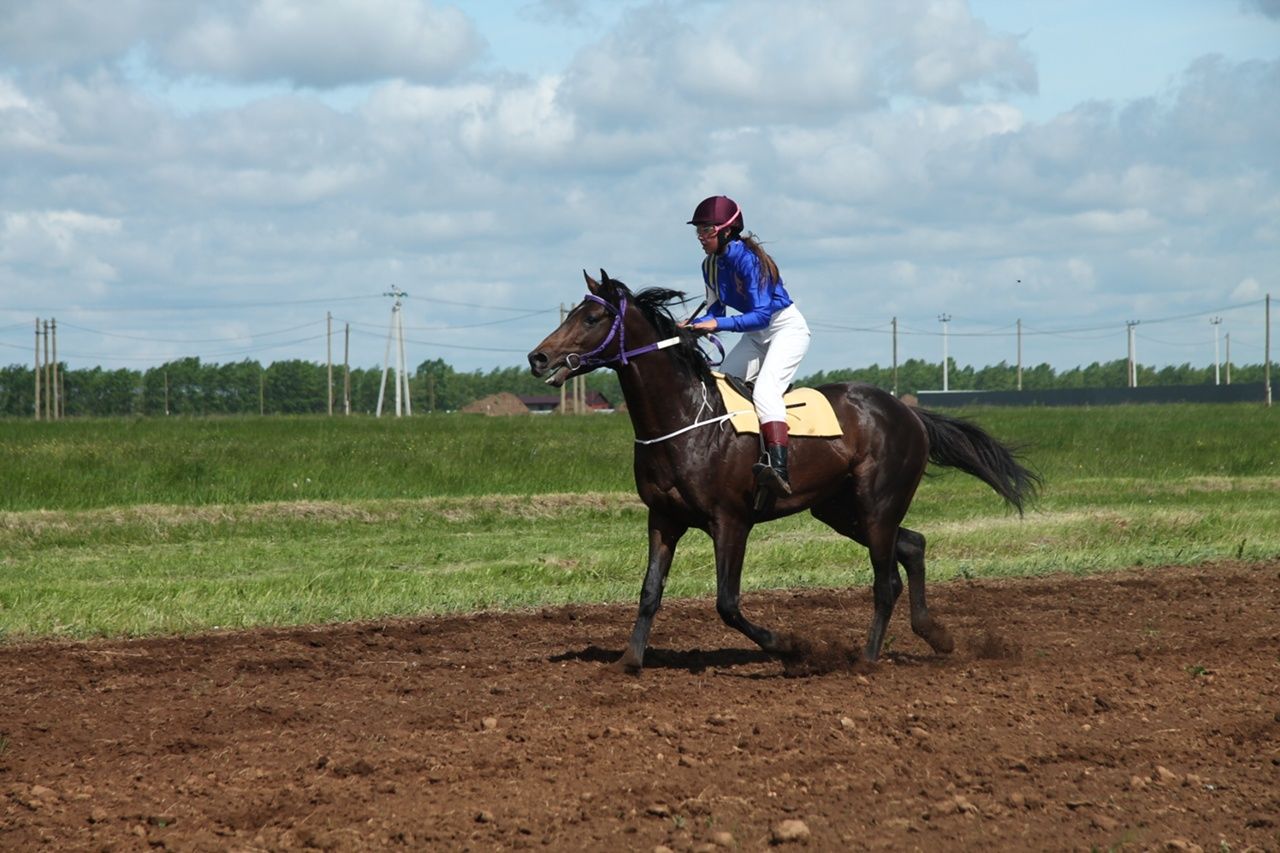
xmin=771 ymin=819 xmax=811 ymax=844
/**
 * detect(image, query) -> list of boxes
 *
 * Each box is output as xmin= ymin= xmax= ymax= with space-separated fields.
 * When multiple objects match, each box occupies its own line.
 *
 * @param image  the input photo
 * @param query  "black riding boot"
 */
xmin=753 ymin=444 xmax=792 ymax=496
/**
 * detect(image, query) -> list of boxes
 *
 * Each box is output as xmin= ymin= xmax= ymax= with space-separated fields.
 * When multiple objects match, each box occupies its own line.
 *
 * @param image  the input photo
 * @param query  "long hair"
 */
xmin=733 ymin=231 xmax=781 ymax=289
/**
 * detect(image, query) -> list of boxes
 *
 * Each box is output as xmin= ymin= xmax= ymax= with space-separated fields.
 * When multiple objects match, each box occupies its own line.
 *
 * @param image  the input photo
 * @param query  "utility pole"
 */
xmin=343 ymin=322 xmax=351 ymax=415
xmin=559 ymin=304 xmax=568 ymax=414
xmin=937 ymin=314 xmax=951 ymax=392
xmin=33 ymin=318 xmax=41 ymax=420
xmin=1015 ymin=281 xmax=1023 ymax=392
xmin=399 ymin=301 xmax=412 ymax=416
xmin=43 ymin=320 xmax=52 ymax=420
xmin=51 ymin=318 xmax=59 ymax=419
xmin=33 ymin=315 xmax=41 ymax=417
xmin=1210 ymin=316 xmax=1222 ymax=386
xmin=1126 ymin=320 xmax=1139 ymax=388
xmin=1265 ymin=293 xmax=1272 ymax=407
xmin=891 ymin=316 xmax=898 ymax=397
xmin=377 ymin=286 xmax=411 ymax=417
xmin=1225 ymin=333 xmax=1231 ymax=385
xmin=327 ymin=311 xmax=334 ymax=415
xmin=1016 ymin=318 xmax=1023 ymax=391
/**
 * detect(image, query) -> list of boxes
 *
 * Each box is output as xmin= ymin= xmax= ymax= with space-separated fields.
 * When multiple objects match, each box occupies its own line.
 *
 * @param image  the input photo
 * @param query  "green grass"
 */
xmin=0 ymin=404 xmax=1276 ymax=641
xmin=0 ymin=414 xmax=636 ymax=510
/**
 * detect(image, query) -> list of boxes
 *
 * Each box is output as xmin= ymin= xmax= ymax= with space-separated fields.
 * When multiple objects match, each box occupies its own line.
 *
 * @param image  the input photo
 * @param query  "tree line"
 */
xmin=0 ymin=356 xmax=1270 ymax=418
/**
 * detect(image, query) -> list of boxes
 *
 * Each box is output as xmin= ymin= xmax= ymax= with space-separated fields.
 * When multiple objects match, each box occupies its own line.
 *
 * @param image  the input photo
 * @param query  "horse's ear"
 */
xmin=599 ymin=268 xmax=610 ymax=285
xmin=583 ymin=269 xmax=601 ymax=294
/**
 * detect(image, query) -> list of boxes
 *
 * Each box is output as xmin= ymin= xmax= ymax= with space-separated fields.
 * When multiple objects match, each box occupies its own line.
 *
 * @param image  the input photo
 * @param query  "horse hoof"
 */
xmin=605 ymin=657 xmax=642 ymax=676
xmin=925 ymin=624 xmax=955 ymax=655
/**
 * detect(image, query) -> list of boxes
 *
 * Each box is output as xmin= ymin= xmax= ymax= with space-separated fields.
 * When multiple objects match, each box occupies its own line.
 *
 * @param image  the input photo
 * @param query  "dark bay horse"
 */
xmin=528 ymin=271 xmax=1039 ymax=673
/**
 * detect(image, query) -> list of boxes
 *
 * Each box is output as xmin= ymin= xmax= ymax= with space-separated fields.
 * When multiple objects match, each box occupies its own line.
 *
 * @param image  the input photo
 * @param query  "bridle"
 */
xmin=563 ymin=293 xmax=693 ymax=371
xmin=561 ymin=291 xmax=734 ymax=445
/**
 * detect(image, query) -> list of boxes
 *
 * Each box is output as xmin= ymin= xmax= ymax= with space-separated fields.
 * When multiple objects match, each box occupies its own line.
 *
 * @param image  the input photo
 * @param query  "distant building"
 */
xmin=518 ymin=391 xmax=614 ymax=414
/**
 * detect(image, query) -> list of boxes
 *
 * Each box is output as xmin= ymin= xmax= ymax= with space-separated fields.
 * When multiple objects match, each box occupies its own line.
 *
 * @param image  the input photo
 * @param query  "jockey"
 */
xmin=682 ymin=195 xmax=812 ymax=499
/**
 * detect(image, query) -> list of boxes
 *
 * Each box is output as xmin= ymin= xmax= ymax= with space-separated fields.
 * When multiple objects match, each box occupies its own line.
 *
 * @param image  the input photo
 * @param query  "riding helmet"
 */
xmin=688 ymin=195 xmax=743 ymax=235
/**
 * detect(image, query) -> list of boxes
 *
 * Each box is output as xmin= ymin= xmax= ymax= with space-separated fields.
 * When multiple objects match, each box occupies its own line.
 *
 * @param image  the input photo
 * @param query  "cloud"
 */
xmin=560 ymin=1 xmax=1035 ymax=131
xmin=0 ymin=0 xmax=484 ymax=88
xmin=0 ymin=1 xmax=185 ymax=69
xmin=157 ymin=0 xmax=485 ymax=87
xmin=2 ymin=210 xmax=123 ymax=298
xmin=1240 ymin=0 xmax=1280 ymax=19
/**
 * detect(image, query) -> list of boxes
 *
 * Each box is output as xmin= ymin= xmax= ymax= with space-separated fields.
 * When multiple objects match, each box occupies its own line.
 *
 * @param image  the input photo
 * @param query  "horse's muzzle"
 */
xmin=528 ymin=351 xmax=570 ymax=387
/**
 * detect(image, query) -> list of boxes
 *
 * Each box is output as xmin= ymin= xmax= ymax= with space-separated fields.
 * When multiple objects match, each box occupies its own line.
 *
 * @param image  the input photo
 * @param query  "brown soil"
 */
xmin=3 ymin=562 xmax=1278 ymax=852
xmin=461 ymin=393 xmax=529 ymax=415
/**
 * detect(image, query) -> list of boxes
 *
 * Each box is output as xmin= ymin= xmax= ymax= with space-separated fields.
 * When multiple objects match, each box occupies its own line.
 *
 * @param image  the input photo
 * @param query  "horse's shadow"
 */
xmin=551 ymin=643 xmax=959 ymax=678
xmin=550 ymin=644 xmax=772 ymax=674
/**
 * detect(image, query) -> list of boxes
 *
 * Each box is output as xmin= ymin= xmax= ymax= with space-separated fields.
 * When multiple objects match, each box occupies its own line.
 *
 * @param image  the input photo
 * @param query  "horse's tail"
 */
xmin=914 ymin=408 xmax=1041 ymax=515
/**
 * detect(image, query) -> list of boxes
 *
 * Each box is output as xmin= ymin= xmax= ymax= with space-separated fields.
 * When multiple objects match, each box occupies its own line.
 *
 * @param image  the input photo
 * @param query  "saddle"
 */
xmin=712 ymin=372 xmax=842 ymax=438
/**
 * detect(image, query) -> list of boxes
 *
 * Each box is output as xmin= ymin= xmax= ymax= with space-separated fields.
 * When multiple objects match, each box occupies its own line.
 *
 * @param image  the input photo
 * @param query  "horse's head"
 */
xmin=527 ymin=270 xmax=634 ymax=387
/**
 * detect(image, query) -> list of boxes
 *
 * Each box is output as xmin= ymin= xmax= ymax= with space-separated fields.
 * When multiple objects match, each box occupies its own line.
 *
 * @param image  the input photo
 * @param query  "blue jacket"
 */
xmin=693 ymin=240 xmax=793 ymax=333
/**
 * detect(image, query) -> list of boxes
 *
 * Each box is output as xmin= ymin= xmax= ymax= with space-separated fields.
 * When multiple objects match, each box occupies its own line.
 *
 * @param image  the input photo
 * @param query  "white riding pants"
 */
xmin=721 ymin=304 xmax=811 ymax=424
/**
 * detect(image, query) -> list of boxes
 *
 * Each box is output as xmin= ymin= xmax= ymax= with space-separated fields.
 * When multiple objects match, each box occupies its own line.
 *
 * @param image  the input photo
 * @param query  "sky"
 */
xmin=2 ymin=0 xmax=1278 ymax=378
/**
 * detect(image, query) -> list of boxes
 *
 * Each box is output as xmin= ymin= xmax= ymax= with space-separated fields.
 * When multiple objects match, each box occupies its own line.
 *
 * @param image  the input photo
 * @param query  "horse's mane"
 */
xmin=618 ymin=282 xmax=715 ymax=384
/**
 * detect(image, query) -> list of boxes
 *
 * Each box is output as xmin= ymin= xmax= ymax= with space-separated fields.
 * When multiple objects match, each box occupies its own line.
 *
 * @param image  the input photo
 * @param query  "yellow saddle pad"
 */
xmin=712 ymin=372 xmax=842 ymax=438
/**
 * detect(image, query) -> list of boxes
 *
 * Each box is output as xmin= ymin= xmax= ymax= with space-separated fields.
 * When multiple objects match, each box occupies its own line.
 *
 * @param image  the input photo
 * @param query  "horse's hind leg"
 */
xmin=862 ymin=522 xmax=906 ymax=662
xmin=897 ymin=527 xmax=954 ymax=654
xmin=812 ymin=497 xmax=951 ymax=660
xmin=811 ymin=495 xmax=901 ymax=662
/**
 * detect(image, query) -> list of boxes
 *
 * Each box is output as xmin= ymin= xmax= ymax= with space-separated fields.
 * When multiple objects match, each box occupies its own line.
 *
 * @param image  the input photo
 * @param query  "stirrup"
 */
xmin=752 ymin=461 xmax=792 ymax=496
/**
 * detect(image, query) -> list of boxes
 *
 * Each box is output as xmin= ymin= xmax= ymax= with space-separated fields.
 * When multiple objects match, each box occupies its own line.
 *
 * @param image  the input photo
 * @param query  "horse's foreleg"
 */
xmin=711 ymin=519 xmax=786 ymax=653
xmin=612 ymin=511 xmax=686 ymax=674
xmin=897 ymin=527 xmax=954 ymax=654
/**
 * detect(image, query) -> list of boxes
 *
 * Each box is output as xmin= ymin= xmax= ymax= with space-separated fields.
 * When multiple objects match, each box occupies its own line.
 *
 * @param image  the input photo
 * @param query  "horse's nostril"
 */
xmin=528 ymin=351 xmax=547 ymax=372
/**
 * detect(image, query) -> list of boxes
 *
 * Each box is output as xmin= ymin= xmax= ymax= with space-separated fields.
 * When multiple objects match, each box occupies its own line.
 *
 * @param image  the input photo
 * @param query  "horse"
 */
xmin=528 ymin=271 xmax=1039 ymax=674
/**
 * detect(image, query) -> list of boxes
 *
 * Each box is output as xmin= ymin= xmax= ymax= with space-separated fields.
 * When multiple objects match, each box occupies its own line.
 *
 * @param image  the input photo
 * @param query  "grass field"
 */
xmin=1 ymin=404 xmax=1277 ymax=641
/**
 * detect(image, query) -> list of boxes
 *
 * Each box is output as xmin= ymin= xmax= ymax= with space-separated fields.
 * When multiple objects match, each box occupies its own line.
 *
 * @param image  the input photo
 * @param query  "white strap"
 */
xmin=634 ymin=409 xmax=751 ymax=445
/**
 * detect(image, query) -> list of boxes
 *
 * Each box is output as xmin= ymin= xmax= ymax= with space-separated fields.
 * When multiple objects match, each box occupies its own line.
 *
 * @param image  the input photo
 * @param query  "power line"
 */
xmin=402 ymin=295 xmax=559 ymax=313
xmin=335 ymin=306 xmax=556 ymax=332
xmin=347 ymin=326 xmax=528 ymax=354
xmin=11 ymin=293 xmax=389 ymax=313
xmin=28 ymin=333 xmax=332 ymax=363
xmin=57 ymin=318 xmax=326 ymax=344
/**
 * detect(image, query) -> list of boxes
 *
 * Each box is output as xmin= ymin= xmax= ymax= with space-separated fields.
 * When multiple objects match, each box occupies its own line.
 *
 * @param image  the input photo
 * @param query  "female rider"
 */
xmin=682 ymin=195 xmax=811 ymax=498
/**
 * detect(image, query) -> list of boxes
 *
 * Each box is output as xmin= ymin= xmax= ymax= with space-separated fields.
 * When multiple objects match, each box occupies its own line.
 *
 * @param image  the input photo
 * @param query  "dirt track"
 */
xmin=3 ymin=561 xmax=1278 ymax=852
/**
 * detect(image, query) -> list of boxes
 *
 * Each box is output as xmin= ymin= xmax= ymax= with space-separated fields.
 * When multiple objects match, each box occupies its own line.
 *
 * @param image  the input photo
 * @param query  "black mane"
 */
xmin=620 ymin=282 xmax=715 ymax=383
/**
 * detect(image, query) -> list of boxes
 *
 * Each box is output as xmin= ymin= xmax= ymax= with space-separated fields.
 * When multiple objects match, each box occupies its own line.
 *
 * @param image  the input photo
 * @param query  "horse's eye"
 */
xmin=583 ymin=312 xmax=602 ymax=327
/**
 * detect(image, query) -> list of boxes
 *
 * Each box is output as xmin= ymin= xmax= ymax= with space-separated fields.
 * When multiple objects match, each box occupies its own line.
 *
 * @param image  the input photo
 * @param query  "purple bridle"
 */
xmin=561 ymin=292 xmax=725 ymax=372
xmin=563 ymin=293 xmax=673 ymax=371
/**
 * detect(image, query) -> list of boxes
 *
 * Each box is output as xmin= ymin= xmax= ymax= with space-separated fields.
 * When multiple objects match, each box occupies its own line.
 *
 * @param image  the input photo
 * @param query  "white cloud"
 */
xmin=561 ymin=0 xmax=1035 ymax=127
xmin=2 ymin=210 xmax=123 ymax=297
xmin=157 ymin=0 xmax=484 ymax=87
xmin=0 ymin=0 xmax=483 ymax=87
xmin=1231 ymin=277 xmax=1263 ymax=301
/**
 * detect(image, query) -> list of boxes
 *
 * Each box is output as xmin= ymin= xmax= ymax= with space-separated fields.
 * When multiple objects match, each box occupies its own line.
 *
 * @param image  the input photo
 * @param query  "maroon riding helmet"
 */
xmin=688 ymin=195 xmax=744 ymax=240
